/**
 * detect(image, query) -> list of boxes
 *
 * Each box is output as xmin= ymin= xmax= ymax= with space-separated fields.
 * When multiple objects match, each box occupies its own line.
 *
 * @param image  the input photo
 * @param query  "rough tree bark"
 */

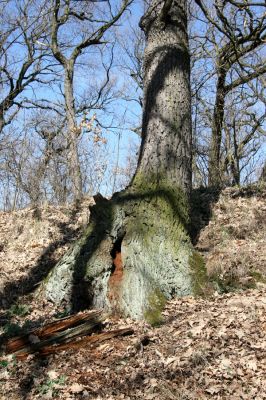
xmin=51 ymin=1 xmax=83 ymax=201
xmin=42 ymin=0 xmax=204 ymax=322
xmin=208 ymin=69 xmax=227 ymax=187
xmin=64 ymin=63 xmax=83 ymax=200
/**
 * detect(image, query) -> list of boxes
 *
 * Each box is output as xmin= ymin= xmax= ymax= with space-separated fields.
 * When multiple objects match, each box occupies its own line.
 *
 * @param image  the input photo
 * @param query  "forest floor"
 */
xmin=0 ymin=185 xmax=265 ymax=399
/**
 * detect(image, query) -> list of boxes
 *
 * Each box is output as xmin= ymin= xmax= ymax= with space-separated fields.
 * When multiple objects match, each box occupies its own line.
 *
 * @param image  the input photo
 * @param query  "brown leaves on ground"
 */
xmin=0 ymin=198 xmax=93 ymax=309
xmin=196 ymin=186 xmax=266 ymax=290
xmin=0 ymin=186 xmax=265 ymax=399
xmin=0 ymin=290 xmax=265 ymax=399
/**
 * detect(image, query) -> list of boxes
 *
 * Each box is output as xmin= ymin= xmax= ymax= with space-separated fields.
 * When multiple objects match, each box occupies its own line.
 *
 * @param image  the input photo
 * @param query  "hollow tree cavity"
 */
xmin=42 ymin=0 xmax=206 ymax=322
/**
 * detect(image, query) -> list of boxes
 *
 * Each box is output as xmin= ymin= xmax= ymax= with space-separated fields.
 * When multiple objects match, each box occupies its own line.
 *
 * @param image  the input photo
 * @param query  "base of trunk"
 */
xmin=40 ymin=180 xmax=205 ymax=322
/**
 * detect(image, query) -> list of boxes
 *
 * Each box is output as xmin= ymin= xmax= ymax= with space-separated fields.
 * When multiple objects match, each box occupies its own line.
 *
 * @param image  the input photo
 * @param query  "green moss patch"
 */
xmin=144 ymin=289 xmax=167 ymax=326
xmin=131 ymin=171 xmax=190 ymax=228
xmin=249 ymin=270 xmax=266 ymax=284
xmin=190 ymin=251 xmax=209 ymax=296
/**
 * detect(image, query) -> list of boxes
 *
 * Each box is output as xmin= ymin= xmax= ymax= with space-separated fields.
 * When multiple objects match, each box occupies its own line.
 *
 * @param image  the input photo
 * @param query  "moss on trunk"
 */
xmin=39 ymin=1 xmax=207 ymax=322
xmin=40 ymin=173 xmax=207 ymax=322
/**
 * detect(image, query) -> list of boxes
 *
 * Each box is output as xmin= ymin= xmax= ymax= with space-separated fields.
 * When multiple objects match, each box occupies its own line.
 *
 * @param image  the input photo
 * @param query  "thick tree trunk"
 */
xmin=208 ymin=70 xmax=227 ymax=187
xmin=223 ymin=123 xmax=241 ymax=186
xmin=260 ymin=162 xmax=266 ymax=182
xmin=41 ymin=0 xmax=205 ymax=322
xmin=231 ymin=126 xmax=240 ymax=185
xmin=0 ymin=113 xmax=4 ymax=134
xmin=138 ymin=0 xmax=192 ymax=191
xmin=64 ymin=64 xmax=83 ymax=201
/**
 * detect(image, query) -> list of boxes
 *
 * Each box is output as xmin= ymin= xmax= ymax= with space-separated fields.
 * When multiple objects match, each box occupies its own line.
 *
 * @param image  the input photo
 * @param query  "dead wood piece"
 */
xmin=6 ymin=310 xmax=103 ymax=354
xmin=11 ymin=318 xmax=104 ymax=358
xmin=16 ymin=328 xmax=134 ymax=360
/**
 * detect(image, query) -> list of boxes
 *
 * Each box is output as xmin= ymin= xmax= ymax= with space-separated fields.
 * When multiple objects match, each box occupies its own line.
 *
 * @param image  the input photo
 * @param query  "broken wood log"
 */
xmin=5 ymin=310 xmax=103 ymax=354
xmin=12 ymin=318 xmax=105 ymax=358
xmin=15 ymin=328 xmax=134 ymax=360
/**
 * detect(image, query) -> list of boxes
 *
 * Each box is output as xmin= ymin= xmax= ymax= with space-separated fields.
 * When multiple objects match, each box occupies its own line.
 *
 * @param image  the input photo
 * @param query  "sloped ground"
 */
xmin=0 ymin=186 xmax=265 ymax=399
xmin=0 ymin=198 xmax=93 ymax=309
xmin=0 ymin=291 xmax=265 ymax=400
xmin=194 ymin=186 xmax=266 ymax=291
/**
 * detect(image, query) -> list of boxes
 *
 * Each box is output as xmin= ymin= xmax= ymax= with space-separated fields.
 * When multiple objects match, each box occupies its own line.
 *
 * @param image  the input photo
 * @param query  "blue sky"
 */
xmin=0 ymin=0 xmax=144 ymax=202
xmin=1 ymin=0 xmax=265 ymax=207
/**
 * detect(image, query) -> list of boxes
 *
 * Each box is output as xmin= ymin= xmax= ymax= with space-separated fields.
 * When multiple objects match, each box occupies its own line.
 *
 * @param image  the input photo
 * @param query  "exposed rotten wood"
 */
xmin=6 ymin=310 xmax=103 ymax=354
xmin=11 ymin=318 xmax=105 ymax=357
xmin=15 ymin=328 xmax=134 ymax=360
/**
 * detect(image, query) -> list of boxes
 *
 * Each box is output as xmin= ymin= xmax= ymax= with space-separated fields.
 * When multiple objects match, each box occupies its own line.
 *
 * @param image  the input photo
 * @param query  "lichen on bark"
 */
xmin=41 ymin=172 xmax=206 ymax=320
xmin=40 ymin=0 xmax=207 ymax=321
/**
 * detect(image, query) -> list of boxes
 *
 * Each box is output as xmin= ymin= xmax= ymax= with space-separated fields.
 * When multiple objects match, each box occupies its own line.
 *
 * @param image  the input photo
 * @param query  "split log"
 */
xmin=12 ymin=318 xmax=105 ymax=357
xmin=15 ymin=328 xmax=134 ymax=360
xmin=6 ymin=310 xmax=103 ymax=354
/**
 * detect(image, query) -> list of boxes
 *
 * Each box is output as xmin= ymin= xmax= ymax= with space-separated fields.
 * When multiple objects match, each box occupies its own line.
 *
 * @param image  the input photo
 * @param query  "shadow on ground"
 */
xmin=0 ymin=202 xmax=84 ymax=314
xmin=189 ymin=187 xmax=221 ymax=246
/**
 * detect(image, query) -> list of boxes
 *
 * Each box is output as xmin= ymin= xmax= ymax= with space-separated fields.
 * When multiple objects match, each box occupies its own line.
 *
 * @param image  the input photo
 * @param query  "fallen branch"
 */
xmin=4 ymin=309 xmax=134 ymax=361
xmin=5 ymin=310 xmax=103 ymax=354
xmin=16 ymin=328 xmax=134 ymax=360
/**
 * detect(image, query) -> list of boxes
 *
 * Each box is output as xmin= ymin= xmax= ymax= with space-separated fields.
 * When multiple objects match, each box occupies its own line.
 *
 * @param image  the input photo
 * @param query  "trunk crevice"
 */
xmin=41 ymin=181 xmax=204 ymax=321
xmin=40 ymin=0 xmax=207 ymax=322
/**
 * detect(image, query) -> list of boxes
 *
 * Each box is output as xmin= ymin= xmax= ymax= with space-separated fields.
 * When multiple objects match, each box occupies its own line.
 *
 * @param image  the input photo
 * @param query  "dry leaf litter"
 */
xmin=0 ymin=187 xmax=265 ymax=399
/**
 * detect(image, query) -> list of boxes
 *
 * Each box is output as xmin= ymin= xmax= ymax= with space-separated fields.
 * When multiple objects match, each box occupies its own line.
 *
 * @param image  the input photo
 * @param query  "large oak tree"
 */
xmin=42 ymin=0 xmax=202 ymax=321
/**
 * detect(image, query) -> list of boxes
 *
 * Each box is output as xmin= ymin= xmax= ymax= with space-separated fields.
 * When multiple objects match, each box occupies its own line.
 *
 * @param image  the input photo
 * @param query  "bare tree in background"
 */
xmin=193 ymin=0 xmax=266 ymax=186
xmin=222 ymin=80 xmax=266 ymax=185
xmin=0 ymin=0 xmax=55 ymax=133
xmin=50 ymin=0 xmax=133 ymax=201
xmin=43 ymin=0 xmax=197 ymax=321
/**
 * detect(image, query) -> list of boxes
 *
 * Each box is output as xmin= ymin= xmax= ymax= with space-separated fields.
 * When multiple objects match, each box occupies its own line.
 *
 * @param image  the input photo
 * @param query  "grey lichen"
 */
xmin=144 ymin=289 xmax=167 ymax=326
xmin=41 ymin=174 xmax=205 ymax=320
xmin=189 ymin=251 xmax=208 ymax=296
